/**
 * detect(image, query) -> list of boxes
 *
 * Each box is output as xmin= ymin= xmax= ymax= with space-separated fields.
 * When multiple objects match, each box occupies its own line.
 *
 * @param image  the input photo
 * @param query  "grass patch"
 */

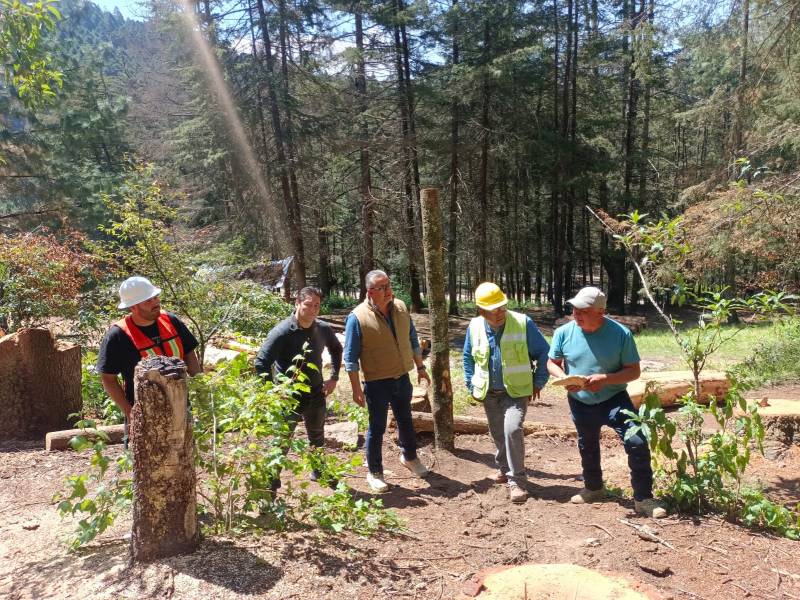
xmin=633 ymin=320 xmax=782 ymax=371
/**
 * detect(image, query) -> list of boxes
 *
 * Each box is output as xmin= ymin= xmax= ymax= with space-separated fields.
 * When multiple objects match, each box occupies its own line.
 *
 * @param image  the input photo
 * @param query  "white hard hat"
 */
xmin=118 ymin=276 xmax=161 ymax=309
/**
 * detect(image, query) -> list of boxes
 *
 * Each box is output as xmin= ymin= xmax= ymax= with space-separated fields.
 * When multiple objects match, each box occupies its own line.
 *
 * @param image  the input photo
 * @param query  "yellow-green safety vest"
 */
xmin=469 ymin=310 xmax=533 ymax=400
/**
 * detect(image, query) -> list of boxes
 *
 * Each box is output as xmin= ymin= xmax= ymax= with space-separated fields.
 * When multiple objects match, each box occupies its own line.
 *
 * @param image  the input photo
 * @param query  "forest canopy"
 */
xmin=1 ymin=0 xmax=799 ymax=314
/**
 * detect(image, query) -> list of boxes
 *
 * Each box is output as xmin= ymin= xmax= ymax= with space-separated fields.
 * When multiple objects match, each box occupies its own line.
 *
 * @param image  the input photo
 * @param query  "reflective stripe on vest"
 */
xmin=115 ymin=313 xmax=185 ymax=360
xmin=469 ymin=310 xmax=533 ymax=400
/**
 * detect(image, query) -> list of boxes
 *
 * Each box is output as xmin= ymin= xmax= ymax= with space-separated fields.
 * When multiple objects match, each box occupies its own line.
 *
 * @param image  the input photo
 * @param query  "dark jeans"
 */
xmin=364 ymin=374 xmax=417 ymax=474
xmin=568 ymin=390 xmax=654 ymax=501
xmin=286 ymin=390 xmax=327 ymax=448
xmin=271 ymin=390 xmax=327 ymax=490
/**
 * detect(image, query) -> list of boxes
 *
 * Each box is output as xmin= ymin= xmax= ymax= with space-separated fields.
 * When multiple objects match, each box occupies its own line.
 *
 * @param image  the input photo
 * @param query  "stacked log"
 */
xmin=0 ymin=328 xmax=81 ymax=442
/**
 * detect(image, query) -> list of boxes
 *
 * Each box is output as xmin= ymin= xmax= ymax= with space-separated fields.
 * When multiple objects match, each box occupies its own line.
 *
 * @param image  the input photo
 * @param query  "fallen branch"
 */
xmin=618 ymin=518 xmax=675 ymax=550
xmin=579 ymin=522 xmax=615 ymax=539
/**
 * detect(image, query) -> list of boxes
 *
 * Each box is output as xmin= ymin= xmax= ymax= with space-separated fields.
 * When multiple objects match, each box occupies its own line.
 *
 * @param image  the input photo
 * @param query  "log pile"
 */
xmin=0 ymin=328 xmax=81 ymax=442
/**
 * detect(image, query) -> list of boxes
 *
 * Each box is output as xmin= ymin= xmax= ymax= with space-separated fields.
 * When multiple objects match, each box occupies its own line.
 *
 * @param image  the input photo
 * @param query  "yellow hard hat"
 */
xmin=475 ymin=282 xmax=508 ymax=310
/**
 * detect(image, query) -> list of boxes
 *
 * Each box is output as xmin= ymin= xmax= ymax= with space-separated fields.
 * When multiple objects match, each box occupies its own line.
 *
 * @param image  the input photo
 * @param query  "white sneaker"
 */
xmin=366 ymin=472 xmax=389 ymax=493
xmin=400 ymin=455 xmax=430 ymax=477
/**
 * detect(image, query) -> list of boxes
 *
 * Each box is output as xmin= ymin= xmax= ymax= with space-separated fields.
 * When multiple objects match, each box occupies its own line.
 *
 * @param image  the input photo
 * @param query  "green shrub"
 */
xmin=739 ymin=317 xmax=800 ymax=386
xmin=80 ymin=351 xmax=123 ymax=424
xmin=56 ymin=351 xmax=402 ymax=548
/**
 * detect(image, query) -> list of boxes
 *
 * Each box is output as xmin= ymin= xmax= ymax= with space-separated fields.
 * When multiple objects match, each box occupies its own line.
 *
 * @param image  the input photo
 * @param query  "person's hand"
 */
xmin=583 ymin=374 xmax=608 ymax=393
xmin=417 ymin=367 xmax=431 ymax=386
xmin=351 ymin=386 xmax=366 ymax=407
xmin=322 ymin=378 xmax=337 ymax=397
xmin=565 ymin=384 xmax=583 ymax=393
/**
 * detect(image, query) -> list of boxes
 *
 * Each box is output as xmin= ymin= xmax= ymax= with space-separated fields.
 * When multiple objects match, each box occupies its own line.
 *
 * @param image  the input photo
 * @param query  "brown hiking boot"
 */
xmin=489 ymin=470 xmax=508 ymax=484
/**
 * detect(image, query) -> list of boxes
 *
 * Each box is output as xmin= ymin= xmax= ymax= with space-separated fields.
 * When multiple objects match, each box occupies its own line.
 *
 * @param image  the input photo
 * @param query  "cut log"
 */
xmin=0 ymin=328 xmax=81 ymax=442
xmin=130 ymin=356 xmax=198 ymax=562
xmin=744 ymin=398 xmax=800 ymax=447
xmin=45 ymin=424 xmax=126 ymax=451
xmin=410 ymin=385 xmax=431 ymax=412
xmin=406 ymin=411 xmax=576 ymax=439
xmin=629 ymin=371 xmax=730 ymax=408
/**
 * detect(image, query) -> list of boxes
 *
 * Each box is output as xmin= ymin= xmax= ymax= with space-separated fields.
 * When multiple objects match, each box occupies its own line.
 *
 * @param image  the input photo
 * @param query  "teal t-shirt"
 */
xmin=548 ymin=317 xmax=640 ymax=405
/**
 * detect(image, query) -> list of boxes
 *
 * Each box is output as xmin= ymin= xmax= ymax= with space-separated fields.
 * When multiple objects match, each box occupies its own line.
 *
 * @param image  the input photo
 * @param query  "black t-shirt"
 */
xmin=97 ymin=312 xmax=199 ymax=405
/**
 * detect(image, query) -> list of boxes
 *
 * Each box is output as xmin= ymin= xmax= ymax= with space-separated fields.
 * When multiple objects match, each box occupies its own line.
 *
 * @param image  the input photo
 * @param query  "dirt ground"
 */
xmin=2 ymin=311 xmax=800 ymax=600
xmin=2 ymin=399 xmax=799 ymax=600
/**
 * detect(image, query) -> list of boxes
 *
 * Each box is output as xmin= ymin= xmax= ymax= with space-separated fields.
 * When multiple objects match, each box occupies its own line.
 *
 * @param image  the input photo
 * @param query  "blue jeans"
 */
xmin=568 ymin=390 xmax=654 ymax=501
xmin=364 ymin=374 xmax=417 ymax=474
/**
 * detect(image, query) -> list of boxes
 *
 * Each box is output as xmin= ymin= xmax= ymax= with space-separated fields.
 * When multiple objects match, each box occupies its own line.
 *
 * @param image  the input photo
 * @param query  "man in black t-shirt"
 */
xmin=97 ymin=276 xmax=201 ymax=420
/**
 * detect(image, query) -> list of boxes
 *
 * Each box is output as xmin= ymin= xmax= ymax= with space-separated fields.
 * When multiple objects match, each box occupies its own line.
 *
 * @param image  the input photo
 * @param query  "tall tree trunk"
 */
xmin=447 ymin=0 xmax=460 ymax=315
xmin=731 ymin=0 xmax=749 ymax=161
xmin=277 ymin=0 xmax=306 ymax=288
xmin=316 ymin=207 xmax=331 ymax=296
xmin=355 ymin=9 xmax=373 ymax=300
xmin=478 ymin=21 xmax=491 ymax=282
xmin=551 ymin=0 xmax=564 ymax=314
xmin=393 ymin=9 xmax=423 ymax=311
xmin=254 ymin=0 xmax=306 ymax=287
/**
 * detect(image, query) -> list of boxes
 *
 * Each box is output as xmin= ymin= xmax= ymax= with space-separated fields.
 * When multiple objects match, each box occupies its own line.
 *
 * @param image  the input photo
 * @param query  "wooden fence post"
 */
xmin=130 ymin=356 xmax=198 ymax=561
xmin=420 ymin=187 xmax=455 ymax=451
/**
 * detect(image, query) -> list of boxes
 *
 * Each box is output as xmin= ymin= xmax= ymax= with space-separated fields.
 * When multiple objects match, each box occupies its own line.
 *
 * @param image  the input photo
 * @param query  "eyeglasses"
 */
xmin=369 ymin=284 xmax=391 ymax=292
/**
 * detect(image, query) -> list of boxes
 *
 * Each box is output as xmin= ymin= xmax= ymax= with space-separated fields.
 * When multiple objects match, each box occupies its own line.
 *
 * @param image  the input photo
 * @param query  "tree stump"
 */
xmin=0 ymin=328 xmax=81 ymax=442
xmin=130 ymin=356 xmax=198 ymax=562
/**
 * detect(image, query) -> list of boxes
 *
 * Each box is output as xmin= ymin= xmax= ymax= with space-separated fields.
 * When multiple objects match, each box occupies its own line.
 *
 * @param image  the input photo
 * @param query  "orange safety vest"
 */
xmin=115 ymin=314 xmax=185 ymax=360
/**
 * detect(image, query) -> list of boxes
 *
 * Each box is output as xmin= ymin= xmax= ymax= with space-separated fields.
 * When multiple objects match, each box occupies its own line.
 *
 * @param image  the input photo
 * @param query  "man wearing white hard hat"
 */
xmin=97 ymin=277 xmax=201 ymax=425
xmin=462 ymin=282 xmax=550 ymax=504
xmin=547 ymin=286 xmax=666 ymax=518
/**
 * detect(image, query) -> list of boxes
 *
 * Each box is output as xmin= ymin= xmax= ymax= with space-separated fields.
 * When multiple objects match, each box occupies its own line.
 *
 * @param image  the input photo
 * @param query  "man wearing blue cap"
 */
xmin=547 ymin=286 xmax=666 ymax=518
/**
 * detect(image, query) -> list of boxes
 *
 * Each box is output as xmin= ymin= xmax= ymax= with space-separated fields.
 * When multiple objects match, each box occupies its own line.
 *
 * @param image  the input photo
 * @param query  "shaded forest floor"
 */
xmin=2 ymin=310 xmax=800 ymax=599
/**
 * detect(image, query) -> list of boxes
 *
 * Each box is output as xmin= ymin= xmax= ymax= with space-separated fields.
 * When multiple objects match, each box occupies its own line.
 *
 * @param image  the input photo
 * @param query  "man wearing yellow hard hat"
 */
xmin=462 ymin=282 xmax=550 ymax=503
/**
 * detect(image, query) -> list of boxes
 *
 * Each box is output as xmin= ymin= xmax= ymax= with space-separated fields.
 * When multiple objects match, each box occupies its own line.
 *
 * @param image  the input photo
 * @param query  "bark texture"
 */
xmin=0 ymin=328 xmax=81 ymax=442
xmin=419 ymin=188 xmax=455 ymax=450
xmin=130 ymin=356 xmax=198 ymax=562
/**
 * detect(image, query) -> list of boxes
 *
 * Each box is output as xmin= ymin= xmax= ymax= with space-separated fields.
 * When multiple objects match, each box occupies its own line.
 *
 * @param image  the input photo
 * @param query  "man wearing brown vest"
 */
xmin=344 ymin=270 xmax=431 ymax=492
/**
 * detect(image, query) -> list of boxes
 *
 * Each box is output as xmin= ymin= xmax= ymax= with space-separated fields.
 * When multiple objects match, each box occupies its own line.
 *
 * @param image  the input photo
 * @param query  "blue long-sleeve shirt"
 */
xmin=462 ymin=316 xmax=550 ymax=394
xmin=344 ymin=308 xmax=421 ymax=372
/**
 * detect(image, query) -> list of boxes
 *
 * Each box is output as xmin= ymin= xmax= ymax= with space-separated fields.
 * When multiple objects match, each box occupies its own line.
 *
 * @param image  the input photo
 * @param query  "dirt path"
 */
xmin=2 ymin=423 xmax=799 ymax=600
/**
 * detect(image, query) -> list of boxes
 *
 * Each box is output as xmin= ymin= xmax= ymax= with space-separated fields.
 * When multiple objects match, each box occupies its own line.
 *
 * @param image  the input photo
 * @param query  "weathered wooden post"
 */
xmin=130 ymin=356 xmax=198 ymax=561
xmin=420 ymin=187 xmax=455 ymax=451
